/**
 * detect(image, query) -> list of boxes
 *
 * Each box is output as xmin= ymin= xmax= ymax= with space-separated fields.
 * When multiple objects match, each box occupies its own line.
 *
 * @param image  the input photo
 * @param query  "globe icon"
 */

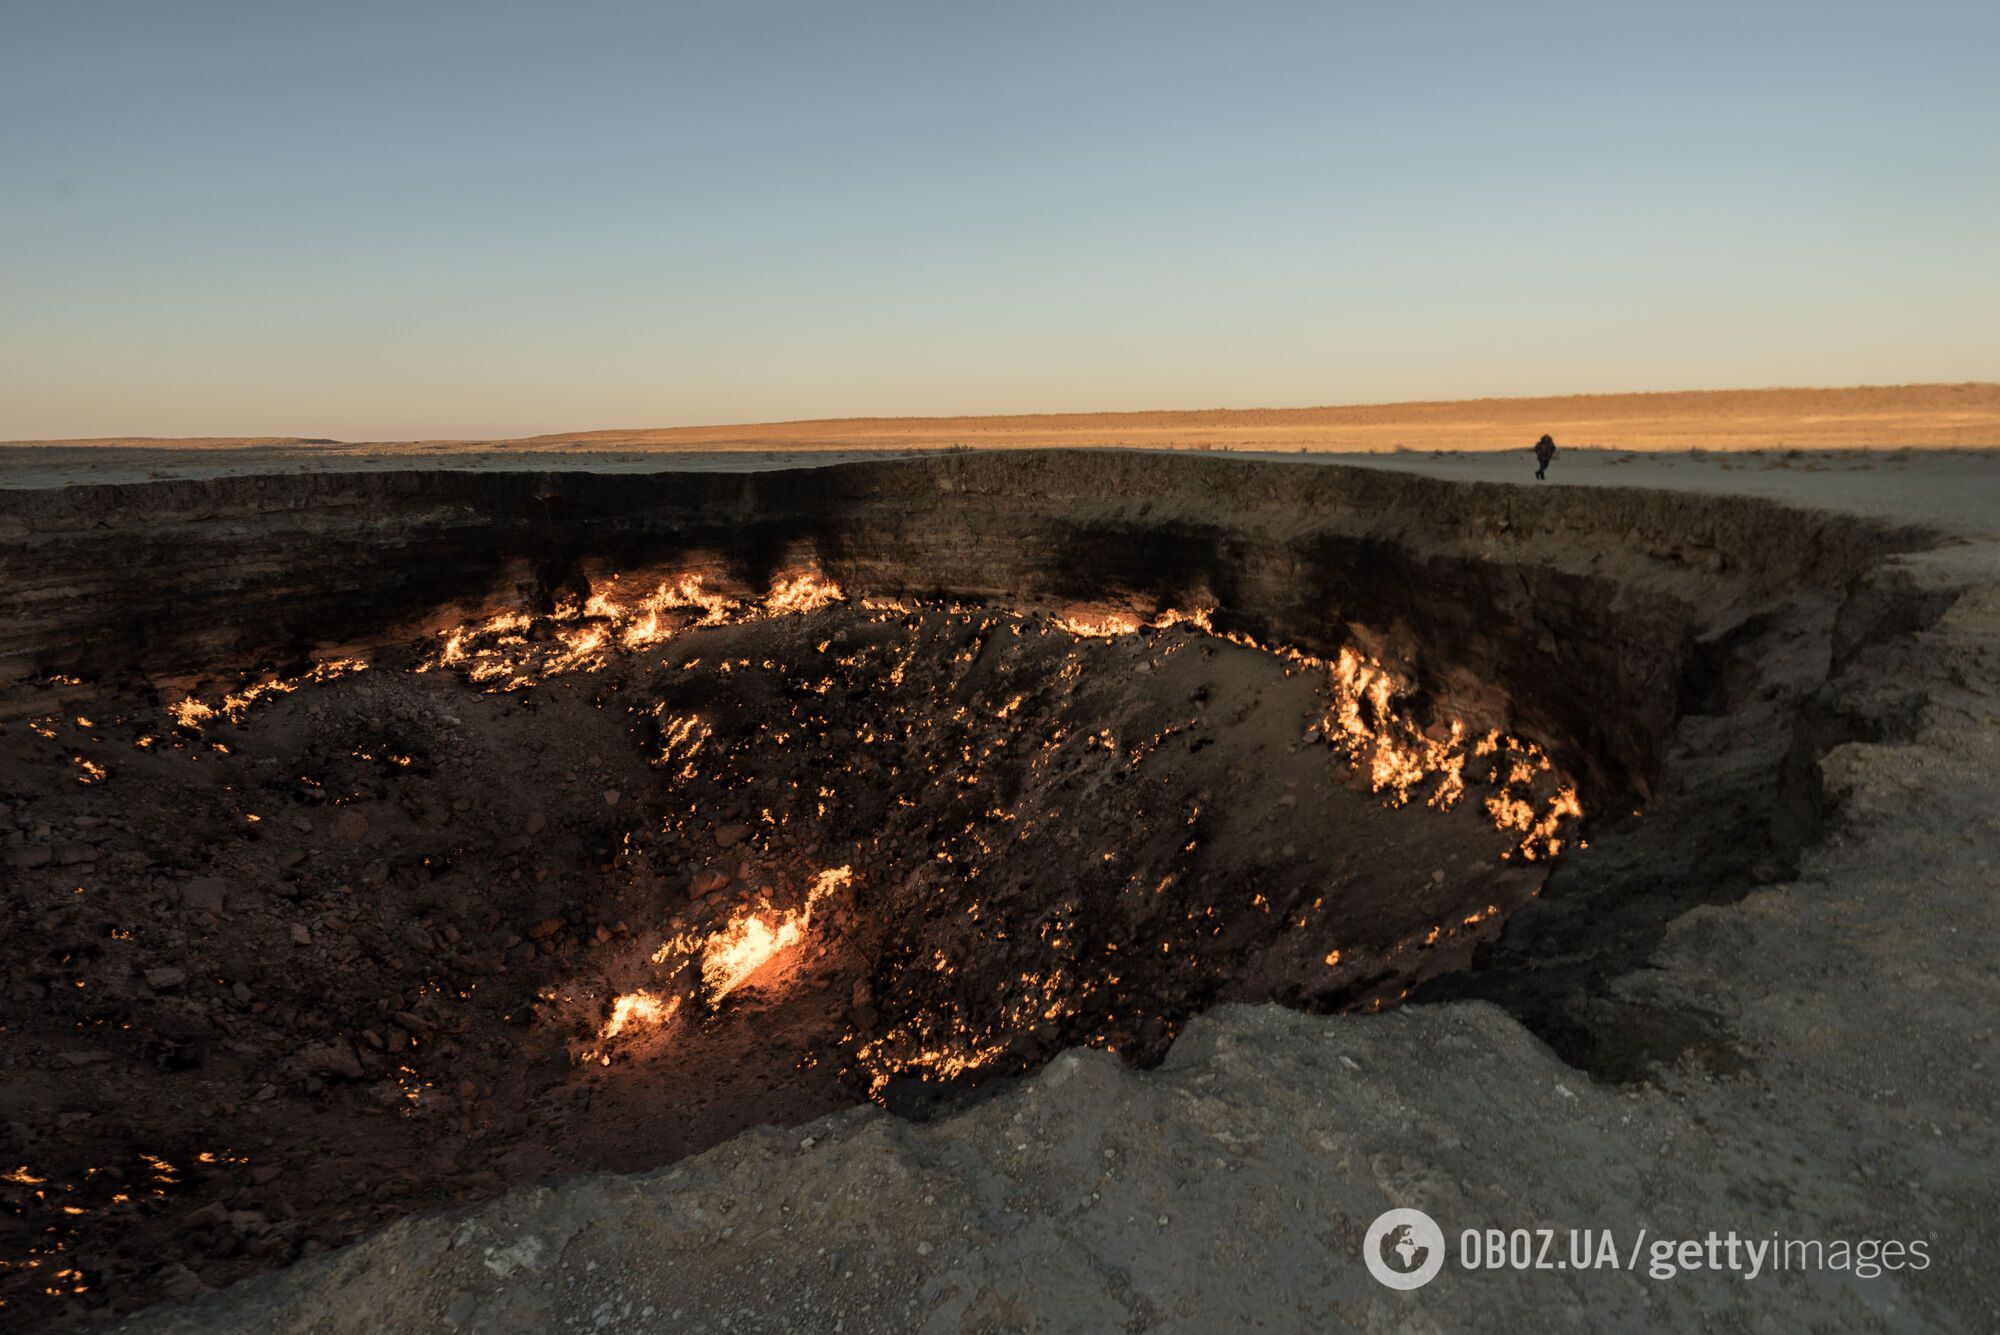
xmin=1383 ymin=1224 xmax=1430 ymax=1272
xmin=1363 ymin=1208 xmax=1445 ymax=1289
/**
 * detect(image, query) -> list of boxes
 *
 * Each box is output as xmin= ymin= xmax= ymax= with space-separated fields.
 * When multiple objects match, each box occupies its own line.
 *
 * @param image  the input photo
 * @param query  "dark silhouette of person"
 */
xmin=1533 ymin=434 xmax=1556 ymax=480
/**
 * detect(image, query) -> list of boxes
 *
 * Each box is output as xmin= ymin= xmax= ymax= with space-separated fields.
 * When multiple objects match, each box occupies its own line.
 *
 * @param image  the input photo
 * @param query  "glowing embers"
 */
xmin=602 ymin=990 xmax=677 ymax=1039
xmin=1 ymin=1149 xmax=243 ymax=1304
xmin=579 ymin=990 xmax=684 ymax=1065
xmin=1045 ymin=602 xmax=1584 ymax=860
xmin=164 ymin=658 xmax=370 ymax=732
xmin=852 ymin=966 xmax=1085 ymax=1096
xmin=674 ymin=865 xmax=852 ymax=1001
xmin=1054 ymin=604 xmax=1214 ymax=639
xmin=423 ymin=568 xmax=846 ymax=691
xmin=583 ymin=867 xmax=855 ymax=1064
xmin=1321 ymin=647 xmax=1581 ymax=860
xmin=762 ymin=571 xmax=846 ymax=617
xmin=652 ymin=708 xmax=712 ymax=777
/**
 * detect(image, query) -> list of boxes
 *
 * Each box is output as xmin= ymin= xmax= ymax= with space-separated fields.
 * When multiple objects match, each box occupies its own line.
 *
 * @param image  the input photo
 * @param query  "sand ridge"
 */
xmin=7 ymin=383 xmax=1997 ymax=455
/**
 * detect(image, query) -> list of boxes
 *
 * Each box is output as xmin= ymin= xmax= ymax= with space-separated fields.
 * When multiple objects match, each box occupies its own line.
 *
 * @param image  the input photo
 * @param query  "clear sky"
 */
xmin=3 ymin=1 xmax=1995 ymax=440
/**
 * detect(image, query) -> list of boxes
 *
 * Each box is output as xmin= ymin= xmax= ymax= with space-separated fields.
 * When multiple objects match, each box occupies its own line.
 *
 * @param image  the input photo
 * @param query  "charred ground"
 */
xmin=2 ymin=589 xmax=1575 ymax=1323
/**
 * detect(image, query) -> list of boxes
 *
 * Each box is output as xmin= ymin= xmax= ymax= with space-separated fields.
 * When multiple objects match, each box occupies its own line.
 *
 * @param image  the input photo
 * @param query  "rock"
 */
xmin=714 ymin=823 xmax=752 ymax=849
xmin=288 ymin=923 xmax=312 ymax=947
xmin=443 ymin=1291 xmax=478 ymax=1328
xmin=526 ymin=917 xmax=564 ymax=941
xmin=227 ymin=1209 xmax=271 ymax=1236
xmin=56 ymin=844 xmax=95 ymax=866
xmin=155 ymin=1262 xmax=206 ymax=1300
xmin=602 ymin=789 xmax=621 ymax=807
xmin=295 ymin=1041 xmax=365 ymax=1081
xmin=333 ymin=809 xmax=369 ymax=842
xmin=523 ymin=811 xmax=547 ymax=835
xmin=182 ymin=877 xmax=228 ymax=913
xmin=178 ymin=1200 xmax=229 ymax=1233
xmin=6 ymin=846 xmax=52 ymax=869
xmin=689 ymin=867 xmax=732 ymax=898
xmin=145 ymin=966 xmax=188 ymax=991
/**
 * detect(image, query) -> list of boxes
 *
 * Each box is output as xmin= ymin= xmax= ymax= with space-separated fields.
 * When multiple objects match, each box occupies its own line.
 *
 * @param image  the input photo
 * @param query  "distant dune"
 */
xmin=8 ymin=383 xmax=1997 ymax=455
xmin=514 ymin=383 xmax=2000 ymax=453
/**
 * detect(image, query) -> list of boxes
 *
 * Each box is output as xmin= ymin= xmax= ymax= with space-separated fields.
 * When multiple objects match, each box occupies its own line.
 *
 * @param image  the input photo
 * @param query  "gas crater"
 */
xmin=0 ymin=452 xmax=1933 ymax=1324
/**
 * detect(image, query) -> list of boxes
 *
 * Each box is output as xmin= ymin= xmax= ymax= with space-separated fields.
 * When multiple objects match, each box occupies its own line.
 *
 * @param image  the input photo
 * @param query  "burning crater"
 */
xmin=0 ymin=453 xmax=1922 ymax=1323
xmin=423 ymin=571 xmax=1581 ymax=1087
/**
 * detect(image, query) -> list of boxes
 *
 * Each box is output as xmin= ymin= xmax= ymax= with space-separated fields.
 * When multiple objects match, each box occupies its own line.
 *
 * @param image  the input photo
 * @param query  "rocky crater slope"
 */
xmin=0 ymin=452 xmax=1990 ymax=1330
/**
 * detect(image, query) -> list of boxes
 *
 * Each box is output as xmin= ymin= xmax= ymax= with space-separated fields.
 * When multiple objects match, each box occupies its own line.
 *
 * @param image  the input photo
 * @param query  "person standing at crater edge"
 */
xmin=1533 ymin=433 xmax=1557 ymax=480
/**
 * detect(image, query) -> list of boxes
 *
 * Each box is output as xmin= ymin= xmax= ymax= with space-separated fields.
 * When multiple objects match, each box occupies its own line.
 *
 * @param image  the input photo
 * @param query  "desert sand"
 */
xmin=7 ymin=383 xmax=1996 ymax=462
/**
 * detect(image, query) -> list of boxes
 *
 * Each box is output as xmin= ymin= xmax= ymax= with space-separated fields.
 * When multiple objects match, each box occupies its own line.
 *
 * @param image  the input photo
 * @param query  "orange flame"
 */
xmin=165 ymin=659 xmax=369 ymax=731
xmin=638 ymin=866 xmax=855 ymax=1007
xmin=602 ymin=990 xmax=676 ymax=1040
xmin=423 ymin=567 xmax=846 ymax=690
xmin=700 ymin=865 xmax=852 ymax=999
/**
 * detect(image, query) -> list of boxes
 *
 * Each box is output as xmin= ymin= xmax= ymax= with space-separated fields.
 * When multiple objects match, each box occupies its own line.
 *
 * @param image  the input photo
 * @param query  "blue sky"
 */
xmin=3 ymin=1 xmax=1995 ymax=439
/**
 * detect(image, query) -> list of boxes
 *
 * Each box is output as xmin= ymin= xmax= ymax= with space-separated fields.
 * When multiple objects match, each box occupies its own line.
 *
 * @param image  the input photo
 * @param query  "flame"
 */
xmin=165 ymin=659 xmax=368 ymax=732
xmin=615 ymin=574 xmax=738 ymax=650
xmin=422 ymin=567 xmax=846 ymax=690
xmin=1055 ymin=609 xmax=1142 ymax=638
xmin=653 ymin=709 xmax=712 ymax=774
xmin=701 ymin=866 xmax=852 ymax=1000
xmin=1030 ymin=603 xmax=1584 ymax=858
xmin=167 ymin=698 xmax=216 ymax=729
xmin=602 ymin=990 xmax=677 ymax=1040
xmin=763 ymin=570 xmax=845 ymax=616
xmin=1318 ymin=646 xmax=1579 ymax=859
xmin=701 ymin=912 xmax=806 ymax=999
xmin=1325 ymin=648 xmax=1473 ymax=810
xmin=1053 ymin=605 xmax=1213 ymax=639
xmin=634 ymin=865 xmax=854 ymax=1012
